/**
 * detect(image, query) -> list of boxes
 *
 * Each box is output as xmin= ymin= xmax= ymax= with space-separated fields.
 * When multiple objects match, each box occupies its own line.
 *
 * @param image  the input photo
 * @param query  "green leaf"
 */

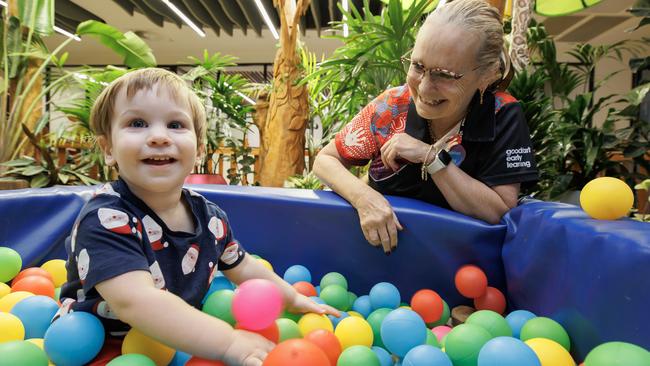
xmin=30 ymin=174 xmax=49 ymax=188
xmin=57 ymin=172 xmax=70 ymax=185
xmin=17 ymin=0 xmax=54 ymax=36
xmin=76 ymin=21 xmax=156 ymax=68
xmin=22 ymin=165 xmax=47 ymax=176
xmin=0 ymin=157 xmax=36 ymax=167
xmin=635 ymin=179 xmax=650 ymax=191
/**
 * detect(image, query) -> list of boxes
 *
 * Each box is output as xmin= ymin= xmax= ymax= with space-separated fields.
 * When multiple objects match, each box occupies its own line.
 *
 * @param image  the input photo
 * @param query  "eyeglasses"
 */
xmin=400 ymin=51 xmax=481 ymax=85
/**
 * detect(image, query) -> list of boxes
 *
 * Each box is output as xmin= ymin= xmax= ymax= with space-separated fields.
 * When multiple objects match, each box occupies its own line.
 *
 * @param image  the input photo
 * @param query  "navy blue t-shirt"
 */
xmin=59 ymin=179 xmax=246 ymax=336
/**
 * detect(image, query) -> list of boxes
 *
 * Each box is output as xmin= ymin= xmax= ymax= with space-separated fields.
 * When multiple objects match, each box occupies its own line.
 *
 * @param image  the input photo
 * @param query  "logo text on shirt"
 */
xmin=505 ymin=147 xmax=532 ymax=168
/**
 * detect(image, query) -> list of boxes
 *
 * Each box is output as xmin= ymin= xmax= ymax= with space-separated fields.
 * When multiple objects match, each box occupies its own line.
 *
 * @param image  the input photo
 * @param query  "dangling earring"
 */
xmin=479 ymin=89 xmax=485 ymax=105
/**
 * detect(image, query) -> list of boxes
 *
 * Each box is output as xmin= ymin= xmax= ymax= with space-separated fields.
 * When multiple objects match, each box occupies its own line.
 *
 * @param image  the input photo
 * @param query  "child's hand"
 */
xmin=287 ymin=293 xmax=341 ymax=317
xmin=222 ymin=329 xmax=275 ymax=366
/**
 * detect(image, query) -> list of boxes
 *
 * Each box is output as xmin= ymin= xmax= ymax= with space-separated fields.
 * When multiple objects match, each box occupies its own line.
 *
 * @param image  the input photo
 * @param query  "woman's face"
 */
xmin=407 ymin=20 xmax=488 ymax=122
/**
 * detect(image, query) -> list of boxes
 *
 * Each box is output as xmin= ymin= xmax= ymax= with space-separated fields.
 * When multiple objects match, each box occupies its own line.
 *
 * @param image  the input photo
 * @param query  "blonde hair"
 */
xmin=90 ymin=68 xmax=207 ymax=146
xmin=424 ymin=0 xmax=508 ymax=81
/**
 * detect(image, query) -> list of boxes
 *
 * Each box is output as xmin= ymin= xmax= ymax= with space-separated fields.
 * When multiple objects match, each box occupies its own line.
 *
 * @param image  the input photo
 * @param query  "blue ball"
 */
xmin=329 ymin=311 xmax=350 ymax=328
xmin=202 ymin=275 xmax=235 ymax=304
xmin=283 ymin=265 xmax=312 ymax=284
xmin=316 ymin=285 xmax=321 ymax=296
xmin=10 ymin=295 xmax=59 ymax=339
xmin=169 ymin=350 xmax=192 ymax=366
xmin=370 ymin=282 xmax=401 ymax=310
xmin=505 ymin=310 xmax=536 ymax=339
xmin=403 ymin=345 xmax=453 ymax=366
xmin=44 ymin=312 xmax=105 ymax=366
xmin=381 ymin=308 xmax=427 ymax=357
xmin=372 ymin=346 xmax=394 ymax=366
xmin=310 ymin=296 xmax=326 ymax=305
xmin=477 ymin=336 xmax=541 ymax=366
xmin=353 ymin=295 xmax=374 ymax=318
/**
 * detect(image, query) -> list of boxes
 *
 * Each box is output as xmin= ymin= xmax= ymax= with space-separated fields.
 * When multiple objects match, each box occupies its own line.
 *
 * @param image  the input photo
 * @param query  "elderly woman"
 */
xmin=313 ymin=0 xmax=538 ymax=254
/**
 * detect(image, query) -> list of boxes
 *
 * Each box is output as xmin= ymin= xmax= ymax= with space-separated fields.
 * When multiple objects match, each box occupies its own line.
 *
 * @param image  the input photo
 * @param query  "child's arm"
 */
xmin=223 ymin=254 xmax=341 ymax=317
xmin=96 ymin=270 xmax=273 ymax=365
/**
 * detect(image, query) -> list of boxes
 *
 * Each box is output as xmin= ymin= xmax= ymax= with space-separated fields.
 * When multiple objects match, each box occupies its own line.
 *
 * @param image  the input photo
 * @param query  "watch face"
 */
xmin=439 ymin=149 xmax=452 ymax=165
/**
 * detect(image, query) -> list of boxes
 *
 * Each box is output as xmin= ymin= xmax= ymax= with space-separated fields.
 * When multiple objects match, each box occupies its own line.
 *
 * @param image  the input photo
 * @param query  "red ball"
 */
xmin=236 ymin=322 xmax=280 ymax=343
xmin=11 ymin=267 xmax=54 ymax=286
xmin=263 ymin=339 xmax=330 ymax=366
xmin=473 ymin=286 xmax=506 ymax=314
xmin=186 ymin=356 xmax=227 ymax=365
xmin=410 ymin=289 xmax=443 ymax=323
xmin=293 ymin=281 xmax=317 ymax=297
xmin=454 ymin=265 xmax=488 ymax=298
xmin=304 ymin=329 xmax=342 ymax=366
xmin=12 ymin=275 xmax=56 ymax=298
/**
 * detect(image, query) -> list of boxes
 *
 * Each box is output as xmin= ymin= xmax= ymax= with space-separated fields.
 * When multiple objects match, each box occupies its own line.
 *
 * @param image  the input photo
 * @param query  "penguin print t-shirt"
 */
xmin=59 ymin=178 xmax=246 ymax=336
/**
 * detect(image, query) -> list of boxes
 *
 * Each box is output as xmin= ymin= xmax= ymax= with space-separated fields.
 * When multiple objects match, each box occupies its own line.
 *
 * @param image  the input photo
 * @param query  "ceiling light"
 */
xmin=0 ymin=1 xmax=81 ymax=41
xmin=161 ymin=0 xmax=206 ymax=37
xmin=254 ymin=0 xmax=279 ymax=40
xmin=342 ymin=0 xmax=349 ymax=37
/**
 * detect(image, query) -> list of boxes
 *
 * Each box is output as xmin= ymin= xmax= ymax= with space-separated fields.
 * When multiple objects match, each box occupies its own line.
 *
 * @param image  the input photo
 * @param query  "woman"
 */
xmin=313 ymin=0 xmax=538 ymax=254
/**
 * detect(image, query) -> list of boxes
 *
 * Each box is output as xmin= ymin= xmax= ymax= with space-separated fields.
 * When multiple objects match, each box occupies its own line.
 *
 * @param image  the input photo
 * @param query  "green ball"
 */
xmin=444 ymin=323 xmax=492 ymax=366
xmin=320 ymin=285 xmax=350 ymax=311
xmin=465 ymin=310 xmax=512 ymax=338
xmin=54 ymin=287 xmax=61 ymax=301
xmin=0 ymin=341 xmax=48 ymax=366
xmin=320 ymin=272 xmax=348 ymax=290
xmin=0 ymin=247 xmax=22 ymax=283
xmin=276 ymin=318 xmax=302 ymax=342
xmin=281 ymin=310 xmax=303 ymax=323
xmin=337 ymin=345 xmax=380 ymax=366
xmin=107 ymin=354 xmax=157 ymax=366
xmin=585 ymin=342 xmax=650 ymax=366
xmin=348 ymin=292 xmax=358 ymax=310
xmin=427 ymin=300 xmax=450 ymax=327
xmin=202 ymin=289 xmax=235 ymax=326
xmin=520 ymin=317 xmax=571 ymax=351
xmin=425 ymin=330 xmax=441 ymax=348
xmin=367 ymin=308 xmax=392 ymax=348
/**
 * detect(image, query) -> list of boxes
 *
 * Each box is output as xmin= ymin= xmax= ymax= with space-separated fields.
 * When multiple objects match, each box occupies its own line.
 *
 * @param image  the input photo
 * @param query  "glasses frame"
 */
xmin=400 ymin=50 xmax=481 ymax=82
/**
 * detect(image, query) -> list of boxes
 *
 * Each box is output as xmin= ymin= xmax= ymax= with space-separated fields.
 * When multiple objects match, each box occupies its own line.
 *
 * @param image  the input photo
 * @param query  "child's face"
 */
xmin=100 ymin=83 xmax=199 ymax=195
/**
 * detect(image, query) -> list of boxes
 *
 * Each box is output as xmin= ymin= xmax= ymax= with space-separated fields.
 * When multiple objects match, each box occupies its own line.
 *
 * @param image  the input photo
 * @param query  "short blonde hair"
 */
xmin=90 ymin=68 xmax=207 ymax=146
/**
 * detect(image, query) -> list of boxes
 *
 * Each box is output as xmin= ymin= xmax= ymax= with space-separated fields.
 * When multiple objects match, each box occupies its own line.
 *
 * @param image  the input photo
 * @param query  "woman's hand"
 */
xmin=354 ymin=188 xmax=403 ymax=254
xmin=287 ymin=293 xmax=341 ymax=317
xmin=380 ymin=133 xmax=430 ymax=171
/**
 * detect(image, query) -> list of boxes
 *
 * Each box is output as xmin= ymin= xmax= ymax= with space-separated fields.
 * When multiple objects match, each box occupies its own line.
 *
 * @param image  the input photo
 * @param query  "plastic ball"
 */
xmin=257 ymin=257 xmax=274 ymax=272
xmin=44 ymin=312 xmax=105 ymax=366
xmin=202 ymin=289 xmax=236 ymax=326
xmin=169 ymin=351 xmax=192 ymax=366
xmin=478 ymin=336 xmax=541 ymax=366
xmin=277 ymin=318 xmax=302 ymax=341
xmin=329 ymin=311 xmax=349 ymax=328
xmin=455 ymin=265 xmax=488 ymax=299
xmin=428 ymin=300 xmax=450 ymax=328
xmin=0 ymin=312 xmax=25 ymax=343
xmin=372 ymin=346 xmax=394 ymax=366
xmin=352 ymin=296 xmax=373 ymax=318
xmin=367 ymin=308 xmax=392 ymax=348
xmin=524 ymin=338 xmax=575 ymax=366
xmin=202 ymin=276 xmax=235 ymax=303
xmin=121 ymin=328 xmax=175 ymax=366
xmin=584 ymin=341 xmax=650 ymax=366
xmin=348 ymin=292 xmax=358 ymax=310
xmin=444 ymin=323 xmax=492 ymax=366
xmin=505 ymin=310 xmax=536 ymax=339
xmin=0 ymin=247 xmax=22 ymax=283
xmin=321 ymin=284 xmax=350 ymax=311
xmin=12 ymin=275 xmax=56 ymax=299
xmin=10 ymin=295 xmax=60 ymax=339
xmin=473 ymin=287 xmax=506 ymax=314
xmin=0 ymin=340 xmax=49 ymax=366
xmin=348 ymin=311 xmax=364 ymax=318
xmin=337 ymin=345 xmax=381 ymax=366
xmin=298 ymin=313 xmax=333 ymax=336
xmin=335 ymin=316 xmax=374 ymax=349
xmin=0 ymin=282 xmax=11 ymax=298
xmin=580 ymin=177 xmax=633 ymax=220
xmin=305 ymin=329 xmax=342 ymax=366
xmin=106 ymin=354 xmax=157 ymax=366
xmin=11 ymin=267 xmax=54 ymax=286
xmin=320 ymin=272 xmax=348 ymax=290
xmin=380 ymin=308 xmax=428 ymax=357
xmin=425 ymin=330 xmax=441 ymax=348
xmin=40 ymin=260 xmax=67 ymax=288
xmin=403 ymin=344 xmax=453 ymax=366
xmin=186 ymin=356 xmax=227 ymax=365
xmin=431 ymin=326 xmax=452 ymax=342
xmin=24 ymin=338 xmax=54 ymax=366
xmin=465 ymin=310 xmax=512 ymax=338
xmin=370 ymin=282 xmax=401 ymax=310
xmin=0 ymin=290 xmax=34 ymax=312
xmin=283 ymin=265 xmax=312 ymax=284
xmin=520 ymin=317 xmax=571 ymax=351
xmin=236 ymin=321 xmax=279 ymax=343
xmin=294 ymin=281 xmax=318 ymax=297
xmin=263 ymin=339 xmax=330 ymax=366
xmin=411 ymin=289 xmax=443 ymax=323
xmin=232 ymin=279 xmax=283 ymax=330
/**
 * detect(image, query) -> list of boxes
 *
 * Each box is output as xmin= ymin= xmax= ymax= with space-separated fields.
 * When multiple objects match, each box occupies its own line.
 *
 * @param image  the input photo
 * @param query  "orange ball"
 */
xmin=186 ymin=356 xmax=227 ymax=365
xmin=410 ymin=289 xmax=443 ymax=323
xmin=304 ymin=329 xmax=342 ymax=366
xmin=455 ymin=265 xmax=488 ymax=298
xmin=473 ymin=286 xmax=506 ymax=314
xmin=12 ymin=275 xmax=55 ymax=298
xmin=293 ymin=281 xmax=317 ymax=297
xmin=263 ymin=339 xmax=330 ymax=366
xmin=11 ymin=267 xmax=54 ymax=286
xmin=237 ymin=322 xmax=280 ymax=343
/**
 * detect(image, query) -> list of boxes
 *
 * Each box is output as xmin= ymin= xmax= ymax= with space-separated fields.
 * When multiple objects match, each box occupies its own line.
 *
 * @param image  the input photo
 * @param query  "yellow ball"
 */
xmin=580 ymin=177 xmax=633 ymax=220
xmin=0 ymin=282 xmax=11 ymax=298
xmin=400 ymin=305 xmax=412 ymax=310
xmin=257 ymin=258 xmax=274 ymax=272
xmin=26 ymin=339 xmax=55 ymax=365
xmin=347 ymin=311 xmax=364 ymax=318
xmin=0 ymin=312 xmax=25 ymax=343
xmin=298 ymin=313 xmax=333 ymax=336
xmin=122 ymin=328 xmax=175 ymax=366
xmin=525 ymin=338 xmax=575 ymax=366
xmin=334 ymin=316 xmax=374 ymax=349
xmin=41 ymin=260 xmax=67 ymax=287
xmin=0 ymin=291 xmax=34 ymax=312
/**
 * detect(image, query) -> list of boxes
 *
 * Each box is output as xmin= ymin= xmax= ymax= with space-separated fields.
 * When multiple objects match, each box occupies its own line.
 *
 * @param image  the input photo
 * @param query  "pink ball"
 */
xmin=232 ymin=279 xmax=283 ymax=330
xmin=431 ymin=325 xmax=452 ymax=342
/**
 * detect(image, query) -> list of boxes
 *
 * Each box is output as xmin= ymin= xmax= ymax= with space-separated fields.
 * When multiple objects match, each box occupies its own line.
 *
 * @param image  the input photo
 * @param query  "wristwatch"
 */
xmin=426 ymin=149 xmax=452 ymax=175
